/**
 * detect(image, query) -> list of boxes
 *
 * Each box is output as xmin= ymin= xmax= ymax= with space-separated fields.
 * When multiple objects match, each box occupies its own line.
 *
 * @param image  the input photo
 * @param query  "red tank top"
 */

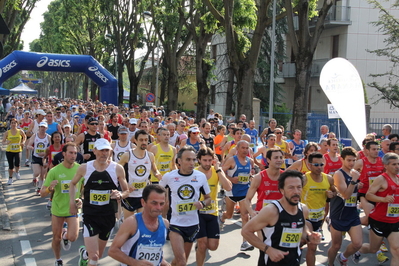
xmin=358 ymin=157 xmax=384 ymax=193
xmin=48 ymin=145 xmax=64 ymax=166
xmin=20 ymin=120 xmax=32 ymax=132
xmin=358 ymin=150 xmax=365 ymax=159
xmin=323 ymin=153 xmax=342 ymax=175
xmin=255 ymin=169 xmax=284 ymax=211
xmin=370 ymin=173 xmax=399 ymax=223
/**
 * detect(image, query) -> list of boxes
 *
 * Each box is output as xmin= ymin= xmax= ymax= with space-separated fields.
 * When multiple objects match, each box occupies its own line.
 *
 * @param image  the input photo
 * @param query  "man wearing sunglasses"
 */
xmin=301 ymin=152 xmax=336 ymax=266
xmin=75 ymin=117 xmax=103 ymax=162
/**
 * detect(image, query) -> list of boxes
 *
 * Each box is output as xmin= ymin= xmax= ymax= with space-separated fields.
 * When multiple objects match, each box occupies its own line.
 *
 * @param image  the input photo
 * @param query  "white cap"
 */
xmin=36 ymin=109 xmax=46 ymax=116
xmin=63 ymin=124 xmax=71 ymax=128
xmin=189 ymin=127 xmax=200 ymax=133
xmin=94 ymin=138 xmax=112 ymax=150
xmin=129 ymin=118 xmax=138 ymax=124
xmin=39 ymin=121 xmax=48 ymax=128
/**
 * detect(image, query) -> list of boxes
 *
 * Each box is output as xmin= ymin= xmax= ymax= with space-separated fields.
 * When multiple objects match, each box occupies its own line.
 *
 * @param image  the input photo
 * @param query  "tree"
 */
xmin=0 ymin=0 xmax=38 ymax=57
xmin=149 ymin=0 xmax=193 ymax=112
xmin=204 ymin=0 xmax=283 ymax=122
xmin=285 ymin=0 xmax=333 ymax=137
xmin=184 ymin=0 xmax=213 ymax=121
xmin=101 ymin=0 xmax=157 ymax=105
xmin=367 ymin=0 xmax=399 ymax=108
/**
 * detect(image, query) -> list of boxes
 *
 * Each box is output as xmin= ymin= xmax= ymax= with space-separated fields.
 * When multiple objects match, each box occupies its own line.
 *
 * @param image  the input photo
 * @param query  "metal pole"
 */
xmin=155 ymin=44 xmax=160 ymax=107
xmin=268 ymin=0 xmax=277 ymax=120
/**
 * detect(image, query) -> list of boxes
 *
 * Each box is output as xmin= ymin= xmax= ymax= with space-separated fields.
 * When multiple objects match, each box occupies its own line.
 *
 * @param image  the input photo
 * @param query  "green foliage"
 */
xmin=274 ymin=103 xmax=292 ymax=130
xmin=367 ymin=0 xmax=399 ymax=108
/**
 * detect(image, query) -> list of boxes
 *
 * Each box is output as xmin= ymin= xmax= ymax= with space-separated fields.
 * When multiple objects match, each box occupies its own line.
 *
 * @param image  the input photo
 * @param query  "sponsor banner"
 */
xmin=320 ymin=58 xmax=366 ymax=147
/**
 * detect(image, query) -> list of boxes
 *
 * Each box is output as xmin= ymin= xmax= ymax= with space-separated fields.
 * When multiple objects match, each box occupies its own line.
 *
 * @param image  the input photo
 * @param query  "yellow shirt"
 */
xmin=152 ymin=143 xmax=174 ymax=182
xmin=6 ymin=129 xmax=23 ymax=153
xmin=197 ymin=166 xmax=219 ymax=216
xmin=301 ymin=172 xmax=330 ymax=222
xmin=275 ymin=140 xmax=289 ymax=169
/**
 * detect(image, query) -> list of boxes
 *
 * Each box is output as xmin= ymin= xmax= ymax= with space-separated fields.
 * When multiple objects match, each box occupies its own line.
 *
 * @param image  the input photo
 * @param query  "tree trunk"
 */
xmin=117 ymin=55 xmax=124 ymax=105
xmin=195 ymin=42 xmax=211 ymax=122
xmin=225 ymin=66 xmax=235 ymax=118
xmin=127 ymin=61 xmax=138 ymax=106
xmin=236 ymin=64 xmax=255 ymax=121
xmin=291 ymin=59 xmax=312 ymax=137
xmin=83 ymin=76 xmax=89 ymax=101
xmin=166 ymin=55 xmax=179 ymax=111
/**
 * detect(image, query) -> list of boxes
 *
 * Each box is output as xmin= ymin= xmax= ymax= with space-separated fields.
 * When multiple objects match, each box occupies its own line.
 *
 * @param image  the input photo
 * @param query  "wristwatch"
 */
xmin=350 ymin=180 xmax=358 ymax=185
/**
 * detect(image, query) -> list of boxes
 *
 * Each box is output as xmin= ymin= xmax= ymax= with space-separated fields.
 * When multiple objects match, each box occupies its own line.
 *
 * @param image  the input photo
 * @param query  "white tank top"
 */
xmin=113 ymin=140 xmax=132 ymax=162
xmin=127 ymin=150 xmax=151 ymax=197
xmin=33 ymin=133 xmax=50 ymax=158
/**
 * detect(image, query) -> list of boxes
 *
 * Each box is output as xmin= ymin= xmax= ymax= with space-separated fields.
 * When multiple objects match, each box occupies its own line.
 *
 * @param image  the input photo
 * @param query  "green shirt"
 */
xmin=44 ymin=162 xmax=82 ymax=217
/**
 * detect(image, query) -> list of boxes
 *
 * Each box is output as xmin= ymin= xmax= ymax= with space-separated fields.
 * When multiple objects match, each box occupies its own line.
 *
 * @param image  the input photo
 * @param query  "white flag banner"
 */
xmin=327 ymin=104 xmax=340 ymax=119
xmin=320 ymin=58 xmax=366 ymax=147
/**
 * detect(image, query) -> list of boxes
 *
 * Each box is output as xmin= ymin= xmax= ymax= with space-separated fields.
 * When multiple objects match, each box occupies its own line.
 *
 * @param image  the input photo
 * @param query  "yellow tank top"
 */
xmin=275 ymin=140 xmax=288 ymax=169
xmin=197 ymin=166 xmax=219 ymax=216
xmin=300 ymin=159 xmax=311 ymax=174
xmin=152 ymin=144 xmax=174 ymax=182
xmin=6 ymin=129 xmax=22 ymax=153
xmin=301 ymin=172 xmax=330 ymax=222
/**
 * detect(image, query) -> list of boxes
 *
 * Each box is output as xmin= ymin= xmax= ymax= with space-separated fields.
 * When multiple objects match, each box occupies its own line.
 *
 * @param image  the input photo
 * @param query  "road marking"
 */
xmin=20 ymin=240 xmax=32 ymax=255
xmin=24 ymin=258 xmax=37 ymax=266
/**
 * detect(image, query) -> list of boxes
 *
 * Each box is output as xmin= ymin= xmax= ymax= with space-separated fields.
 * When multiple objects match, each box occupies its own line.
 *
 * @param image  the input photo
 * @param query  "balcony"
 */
xmin=311 ymin=5 xmax=352 ymax=29
xmin=281 ymin=58 xmax=330 ymax=78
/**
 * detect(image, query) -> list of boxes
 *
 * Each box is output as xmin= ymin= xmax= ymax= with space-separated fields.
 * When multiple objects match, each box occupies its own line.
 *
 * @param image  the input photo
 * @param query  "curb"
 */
xmin=0 ymin=178 xmax=11 ymax=231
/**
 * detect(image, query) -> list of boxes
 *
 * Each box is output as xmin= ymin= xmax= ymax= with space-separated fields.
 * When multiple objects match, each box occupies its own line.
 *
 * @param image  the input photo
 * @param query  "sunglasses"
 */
xmin=90 ymin=123 xmax=98 ymax=125
xmin=311 ymin=163 xmax=325 ymax=167
xmin=276 ymin=132 xmax=282 ymax=134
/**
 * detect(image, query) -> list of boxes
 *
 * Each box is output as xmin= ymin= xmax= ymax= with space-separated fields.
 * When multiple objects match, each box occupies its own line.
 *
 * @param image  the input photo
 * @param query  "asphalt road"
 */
xmin=0 ymin=147 xmax=393 ymax=266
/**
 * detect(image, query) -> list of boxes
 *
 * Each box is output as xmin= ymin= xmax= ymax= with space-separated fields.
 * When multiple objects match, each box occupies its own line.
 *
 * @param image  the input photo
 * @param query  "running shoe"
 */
xmin=376 ymin=252 xmax=389 ymax=264
xmin=318 ymin=229 xmax=325 ymax=241
xmin=54 ymin=259 xmax=63 ymax=266
xmin=380 ymin=241 xmax=388 ymax=252
xmin=25 ymin=159 xmax=29 ymax=167
xmin=235 ymin=204 xmax=240 ymax=214
xmin=7 ymin=178 xmax=12 ymax=185
xmin=36 ymin=187 xmax=40 ymax=195
xmin=61 ymin=229 xmax=71 ymax=251
xmin=15 ymin=172 xmax=20 ymax=180
xmin=352 ymin=252 xmax=361 ymax=264
xmin=336 ymin=253 xmax=348 ymax=266
xmin=240 ymin=241 xmax=254 ymax=251
xmin=46 ymin=199 xmax=52 ymax=210
xmin=78 ymin=246 xmax=88 ymax=266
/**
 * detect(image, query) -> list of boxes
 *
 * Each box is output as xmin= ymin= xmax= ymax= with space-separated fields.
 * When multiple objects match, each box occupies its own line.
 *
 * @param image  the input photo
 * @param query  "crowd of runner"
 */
xmin=2 ymin=95 xmax=399 ymax=266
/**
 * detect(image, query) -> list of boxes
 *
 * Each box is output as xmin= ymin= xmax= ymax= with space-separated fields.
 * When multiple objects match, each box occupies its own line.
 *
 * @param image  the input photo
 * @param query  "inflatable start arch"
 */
xmin=0 ymin=51 xmax=118 ymax=104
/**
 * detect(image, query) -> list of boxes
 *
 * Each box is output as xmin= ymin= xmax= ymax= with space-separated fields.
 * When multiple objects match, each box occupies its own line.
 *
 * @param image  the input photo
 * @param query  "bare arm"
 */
xmin=243 ymin=173 xmax=261 ymax=217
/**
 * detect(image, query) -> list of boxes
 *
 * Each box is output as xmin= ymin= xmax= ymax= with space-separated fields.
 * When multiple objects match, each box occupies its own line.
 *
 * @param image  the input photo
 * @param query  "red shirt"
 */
xmin=358 ymin=157 xmax=384 ymax=194
xmin=48 ymin=144 xmax=64 ymax=166
xmin=370 ymin=173 xmax=399 ymax=223
xmin=255 ymin=169 xmax=284 ymax=211
xmin=323 ymin=153 xmax=342 ymax=175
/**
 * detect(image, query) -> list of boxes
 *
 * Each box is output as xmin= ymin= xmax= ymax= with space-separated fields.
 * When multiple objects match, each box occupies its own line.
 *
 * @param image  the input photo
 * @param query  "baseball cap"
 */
xmin=36 ymin=109 xmax=46 ymax=116
xmin=88 ymin=117 xmax=98 ymax=124
xmin=129 ymin=118 xmax=137 ymax=124
xmin=118 ymin=126 xmax=128 ymax=134
xmin=94 ymin=138 xmax=112 ymax=150
xmin=39 ymin=121 xmax=48 ymax=128
xmin=189 ymin=127 xmax=200 ymax=133
xmin=24 ymin=110 xmax=30 ymax=114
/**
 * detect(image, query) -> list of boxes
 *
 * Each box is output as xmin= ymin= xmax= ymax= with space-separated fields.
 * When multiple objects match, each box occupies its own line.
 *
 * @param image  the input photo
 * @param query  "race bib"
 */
xmin=61 ymin=180 xmax=70 ymax=193
xmin=369 ymin=176 xmax=377 ymax=185
xmin=249 ymin=143 xmax=255 ymax=148
xmin=309 ymin=207 xmax=324 ymax=222
xmin=238 ymin=173 xmax=250 ymax=184
xmin=10 ymin=144 xmax=20 ymax=151
xmin=88 ymin=142 xmax=95 ymax=152
xmin=344 ymin=193 xmax=357 ymax=207
xmin=35 ymin=148 xmax=45 ymax=154
xmin=279 ymin=227 xmax=302 ymax=248
xmin=387 ymin=203 xmax=399 ymax=217
xmin=136 ymin=245 xmax=162 ymax=266
xmin=131 ymin=181 xmax=147 ymax=191
xmin=89 ymin=190 xmax=110 ymax=205
xmin=51 ymin=151 xmax=58 ymax=160
xmin=176 ymin=199 xmax=196 ymax=215
xmin=159 ymin=161 xmax=170 ymax=172
xmin=199 ymin=200 xmax=216 ymax=214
